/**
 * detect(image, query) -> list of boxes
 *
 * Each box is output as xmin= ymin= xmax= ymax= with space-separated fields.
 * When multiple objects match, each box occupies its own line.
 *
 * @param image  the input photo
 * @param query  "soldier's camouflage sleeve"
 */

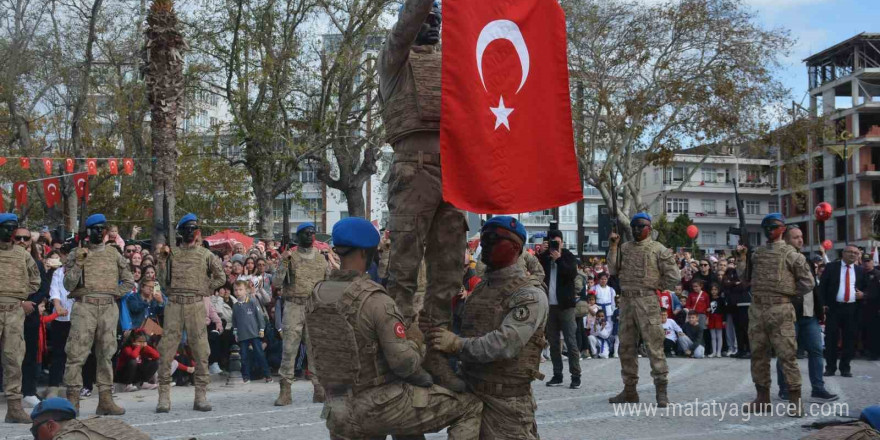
xmin=459 ymin=286 xmax=549 ymax=364
xmin=26 ymin=252 xmax=41 ymax=294
xmin=657 ymin=246 xmax=681 ymax=291
xmin=364 ymin=294 xmax=423 ymax=379
xmin=273 ymin=256 xmax=291 ymax=290
xmin=63 ymin=252 xmax=83 ymax=292
xmin=525 ymin=252 xmax=545 ymax=279
xmin=156 ymin=253 xmax=168 ymax=290
xmin=207 ymin=252 xmax=226 ymax=292
xmin=608 ymin=244 xmax=621 ymax=276
xmin=736 ymin=259 xmax=749 ymax=283
xmin=788 ymin=252 xmax=815 ymax=297
xmin=115 ymin=253 xmax=135 ymax=297
xmin=378 ymin=0 xmax=435 ymax=93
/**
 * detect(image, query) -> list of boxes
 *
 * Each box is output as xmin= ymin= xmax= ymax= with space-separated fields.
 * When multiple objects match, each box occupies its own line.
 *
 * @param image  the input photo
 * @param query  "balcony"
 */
xmin=670 ymin=211 xmax=766 ymax=224
xmin=520 ymin=215 xmax=554 ymax=226
xmin=662 ymin=180 xmax=777 ymax=193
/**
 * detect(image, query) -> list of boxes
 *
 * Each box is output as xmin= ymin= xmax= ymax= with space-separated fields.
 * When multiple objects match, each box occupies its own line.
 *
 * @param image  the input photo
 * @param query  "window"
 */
xmin=560 ymin=204 xmax=576 ymax=224
xmin=667 ymin=198 xmax=689 ymax=214
xmin=665 ymin=166 xmax=686 ymax=183
xmin=653 ymin=169 xmax=659 ymax=184
xmin=745 ymin=200 xmax=760 ymax=215
xmin=584 ymin=203 xmax=599 ymax=224
xmin=701 ymin=199 xmax=716 ymax=214
xmin=700 ymin=231 xmax=717 ymax=246
xmin=300 ymin=169 xmax=317 ymax=183
xmin=562 ymin=231 xmax=577 ymax=251
xmin=701 ymin=168 xmax=716 ymax=183
xmin=768 ymin=200 xmax=779 ymax=213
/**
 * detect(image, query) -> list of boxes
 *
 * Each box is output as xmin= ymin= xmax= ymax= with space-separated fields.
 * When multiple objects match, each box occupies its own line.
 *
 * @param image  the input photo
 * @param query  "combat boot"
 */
xmin=655 ymin=382 xmax=669 ymax=408
xmin=5 ymin=399 xmax=32 ymax=424
xmin=66 ymin=387 xmax=80 ymax=414
xmin=423 ymin=349 xmax=466 ymax=393
xmin=274 ymin=379 xmax=293 ymax=406
xmin=156 ymin=384 xmax=171 ymax=413
xmin=193 ymin=386 xmax=212 ymax=412
xmin=744 ymin=385 xmax=771 ymax=414
xmin=96 ymin=390 xmax=125 ymax=415
xmin=608 ymin=384 xmax=639 ymax=404
xmin=310 ymin=375 xmax=325 ymax=403
xmin=786 ymin=389 xmax=804 ymax=418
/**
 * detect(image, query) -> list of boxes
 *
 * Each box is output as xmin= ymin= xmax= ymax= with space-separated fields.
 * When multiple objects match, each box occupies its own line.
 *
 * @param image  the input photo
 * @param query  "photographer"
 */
xmin=538 ymin=230 xmax=582 ymax=389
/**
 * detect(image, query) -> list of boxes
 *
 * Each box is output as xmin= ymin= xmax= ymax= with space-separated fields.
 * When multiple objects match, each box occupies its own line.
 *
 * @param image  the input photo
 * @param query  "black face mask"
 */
xmin=0 ymin=222 xmax=18 ymax=243
xmin=632 ymin=223 xmax=651 ymax=241
xmin=179 ymin=222 xmax=199 ymax=244
xmin=88 ymin=224 xmax=106 ymax=244
xmin=297 ymin=228 xmax=315 ymax=248
xmin=415 ymin=7 xmax=441 ymax=46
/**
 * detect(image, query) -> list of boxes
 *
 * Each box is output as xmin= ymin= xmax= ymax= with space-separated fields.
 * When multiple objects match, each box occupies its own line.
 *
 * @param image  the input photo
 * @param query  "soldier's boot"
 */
xmin=156 ymin=384 xmax=171 ymax=413
xmin=422 ymin=349 xmax=466 ymax=393
xmin=744 ymin=385 xmax=771 ymax=414
xmin=274 ymin=379 xmax=293 ymax=406
xmin=310 ymin=375 xmax=325 ymax=403
xmin=786 ymin=389 xmax=804 ymax=418
xmin=655 ymin=382 xmax=669 ymax=408
xmin=66 ymin=387 xmax=81 ymax=414
xmin=96 ymin=390 xmax=126 ymax=415
xmin=5 ymin=399 xmax=32 ymax=424
xmin=193 ymin=386 xmax=212 ymax=412
xmin=609 ymin=384 xmax=639 ymax=404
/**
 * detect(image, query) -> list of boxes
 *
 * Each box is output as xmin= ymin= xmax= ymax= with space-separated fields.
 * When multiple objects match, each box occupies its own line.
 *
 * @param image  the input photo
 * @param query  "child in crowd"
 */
xmin=661 ymin=308 xmax=689 ymax=356
xmin=591 ymin=273 xmax=616 ymax=318
xmin=231 ymin=280 xmax=272 ymax=384
xmin=681 ymin=313 xmax=705 ymax=358
xmin=707 ymin=284 xmax=725 ymax=358
xmin=683 ymin=278 xmax=709 ymax=334
xmin=588 ymin=309 xmax=614 ymax=359
xmin=115 ymin=329 xmax=160 ymax=392
xmin=172 ymin=344 xmax=195 ymax=387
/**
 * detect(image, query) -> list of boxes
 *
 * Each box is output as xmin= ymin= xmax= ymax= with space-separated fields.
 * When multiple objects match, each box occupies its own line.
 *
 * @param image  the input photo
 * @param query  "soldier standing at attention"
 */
xmin=63 ymin=214 xmax=134 ymax=415
xmin=379 ymin=0 xmax=468 ymax=392
xmin=306 ymin=217 xmax=482 ymax=439
xmin=30 ymin=398 xmax=151 ymax=440
xmin=273 ymin=222 xmax=329 ymax=406
xmin=737 ymin=213 xmax=813 ymax=417
xmin=429 ymin=216 xmax=549 ymax=439
xmin=155 ymin=214 xmax=226 ymax=413
xmin=607 ymin=212 xmax=680 ymax=407
xmin=0 ymin=213 xmax=42 ymax=423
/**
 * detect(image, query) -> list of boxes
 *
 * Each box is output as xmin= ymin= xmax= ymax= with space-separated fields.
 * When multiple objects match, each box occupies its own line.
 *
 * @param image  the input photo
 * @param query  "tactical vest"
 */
xmin=285 ymin=248 xmax=327 ymax=299
xmin=382 ymin=48 xmax=441 ymax=145
xmin=0 ymin=246 xmax=29 ymax=299
xmin=619 ymin=239 xmax=665 ymax=291
xmin=306 ymin=277 xmax=393 ymax=391
xmin=75 ymin=246 xmax=121 ymax=297
xmin=55 ymin=417 xmax=151 ymax=440
xmin=751 ymin=244 xmax=798 ymax=297
xmin=459 ymin=274 xmax=546 ymax=388
xmin=168 ymin=246 xmax=212 ymax=295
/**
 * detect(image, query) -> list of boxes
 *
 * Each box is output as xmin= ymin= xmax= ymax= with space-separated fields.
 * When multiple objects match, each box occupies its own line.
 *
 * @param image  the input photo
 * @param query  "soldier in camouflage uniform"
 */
xmin=379 ymin=0 xmax=467 ymax=392
xmin=737 ymin=213 xmax=814 ymax=417
xmin=307 ymin=217 xmax=482 ymax=439
xmin=273 ymin=222 xmax=329 ymax=406
xmin=607 ymin=212 xmax=680 ymax=407
xmin=0 ymin=213 xmax=42 ymax=423
xmin=430 ymin=216 xmax=549 ymax=439
xmin=155 ymin=213 xmax=226 ymax=413
xmin=30 ymin=397 xmax=150 ymax=440
xmin=63 ymin=214 xmax=135 ymax=415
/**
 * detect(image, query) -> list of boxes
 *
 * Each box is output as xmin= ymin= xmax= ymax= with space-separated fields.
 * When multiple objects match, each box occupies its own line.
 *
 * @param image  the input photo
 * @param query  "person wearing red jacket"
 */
xmin=684 ymin=278 xmax=710 ymax=336
xmin=115 ymin=330 xmax=160 ymax=392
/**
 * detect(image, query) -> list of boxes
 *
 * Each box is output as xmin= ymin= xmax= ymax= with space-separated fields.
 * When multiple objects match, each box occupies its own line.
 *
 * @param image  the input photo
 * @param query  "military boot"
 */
xmin=5 ymin=399 xmax=32 ymax=424
xmin=275 ymin=379 xmax=293 ymax=406
xmin=96 ymin=390 xmax=125 ymax=415
xmin=786 ymin=389 xmax=804 ymax=418
xmin=744 ymin=385 xmax=771 ymax=414
xmin=608 ymin=384 xmax=639 ymax=404
xmin=423 ymin=350 xmax=466 ymax=393
xmin=156 ymin=384 xmax=171 ymax=413
xmin=655 ymin=382 xmax=669 ymax=408
xmin=310 ymin=375 xmax=325 ymax=403
xmin=193 ymin=386 xmax=212 ymax=412
xmin=66 ymin=387 xmax=80 ymax=414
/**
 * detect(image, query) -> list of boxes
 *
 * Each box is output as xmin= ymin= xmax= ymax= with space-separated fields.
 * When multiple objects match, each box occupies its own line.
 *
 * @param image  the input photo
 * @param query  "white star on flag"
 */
xmin=490 ymin=96 xmax=514 ymax=131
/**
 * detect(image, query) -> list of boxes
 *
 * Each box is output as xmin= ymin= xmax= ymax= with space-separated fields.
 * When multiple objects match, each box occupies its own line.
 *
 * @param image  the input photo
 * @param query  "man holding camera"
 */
xmin=538 ymin=230 xmax=581 ymax=389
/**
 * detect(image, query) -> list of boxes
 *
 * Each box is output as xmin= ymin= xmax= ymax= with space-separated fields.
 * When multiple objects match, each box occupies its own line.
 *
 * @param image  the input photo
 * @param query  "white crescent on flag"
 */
xmin=15 ymin=183 xmax=26 ymax=193
xmin=476 ymin=20 xmax=530 ymax=93
xmin=47 ymin=183 xmax=58 ymax=196
xmin=76 ymin=176 xmax=87 ymax=191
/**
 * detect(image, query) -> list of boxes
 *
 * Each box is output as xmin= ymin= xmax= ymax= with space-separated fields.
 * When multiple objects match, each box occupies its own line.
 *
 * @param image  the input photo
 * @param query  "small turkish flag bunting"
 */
xmin=14 ymin=182 xmax=27 ymax=210
xmin=108 ymin=158 xmax=119 ymax=175
xmin=86 ymin=158 xmax=97 ymax=176
xmin=0 ymin=157 xmax=6 ymax=166
xmin=65 ymin=158 xmax=75 ymax=173
xmin=73 ymin=172 xmax=89 ymax=202
xmin=19 ymin=157 xmax=30 ymax=170
xmin=123 ymin=158 xmax=134 ymax=175
xmin=43 ymin=158 xmax=53 ymax=175
xmin=42 ymin=178 xmax=62 ymax=209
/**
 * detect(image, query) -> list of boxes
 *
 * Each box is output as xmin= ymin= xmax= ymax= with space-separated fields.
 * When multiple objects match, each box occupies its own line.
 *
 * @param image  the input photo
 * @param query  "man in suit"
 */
xmin=821 ymin=244 xmax=867 ymax=377
xmin=861 ymin=255 xmax=880 ymax=361
xmin=538 ymin=230 xmax=581 ymax=389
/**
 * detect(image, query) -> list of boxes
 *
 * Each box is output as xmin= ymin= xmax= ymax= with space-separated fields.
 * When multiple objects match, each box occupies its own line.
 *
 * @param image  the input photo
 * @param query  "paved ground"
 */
xmin=2 ymin=356 xmax=878 ymax=439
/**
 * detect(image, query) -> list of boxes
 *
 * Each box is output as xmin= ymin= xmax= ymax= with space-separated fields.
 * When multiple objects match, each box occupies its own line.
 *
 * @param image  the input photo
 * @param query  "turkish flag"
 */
xmin=441 ymin=0 xmax=581 ymax=213
xmin=14 ymin=182 xmax=27 ymax=210
xmin=19 ymin=157 xmax=30 ymax=170
xmin=0 ymin=157 xmax=6 ymax=166
xmin=43 ymin=158 xmax=53 ymax=175
xmin=65 ymin=158 xmax=75 ymax=173
xmin=42 ymin=178 xmax=62 ymax=209
xmin=123 ymin=158 xmax=134 ymax=175
xmin=86 ymin=158 xmax=98 ymax=176
xmin=108 ymin=158 xmax=119 ymax=175
xmin=73 ymin=172 xmax=90 ymax=202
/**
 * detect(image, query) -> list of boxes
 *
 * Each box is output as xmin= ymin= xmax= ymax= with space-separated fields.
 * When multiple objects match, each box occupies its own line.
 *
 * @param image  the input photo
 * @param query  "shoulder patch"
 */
xmin=393 ymin=322 xmax=406 ymax=339
xmin=513 ymin=306 xmax=530 ymax=322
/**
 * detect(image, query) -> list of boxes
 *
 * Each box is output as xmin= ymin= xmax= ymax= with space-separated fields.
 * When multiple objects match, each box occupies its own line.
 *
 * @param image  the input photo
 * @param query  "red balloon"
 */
xmin=815 ymin=202 xmax=833 ymax=222
xmin=686 ymin=225 xmax=699 ymax=239
xmin=822 ymin=240 xmax=833 ymax=251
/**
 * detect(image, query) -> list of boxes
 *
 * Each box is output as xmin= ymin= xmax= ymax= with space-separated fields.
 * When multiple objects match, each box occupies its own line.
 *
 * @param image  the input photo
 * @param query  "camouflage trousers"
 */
xmin=325 ymin=382 xmax=482 ymax=439
xmin=279 ymin=299 xmax=307 ymax=383
xmin=617 ymin=291 xmax=668 ymax=386
xmin=749 ymin=299 xmax=801 ymax=391
xmin=158 ymin=299 xmax=210 ymax=388
xmin=0 ymin=301 xmax=25 ymax=399
xmin=472 ymin=389 xmax=539 ymax=440
xmin=64 ymin=299 xmax=119 ymax=393
xmin=386 ymin=158 xmax=466 ymax=329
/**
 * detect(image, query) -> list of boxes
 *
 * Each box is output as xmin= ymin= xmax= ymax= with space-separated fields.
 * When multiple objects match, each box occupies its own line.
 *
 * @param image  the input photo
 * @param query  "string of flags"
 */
xmin=0 ymin=156 xmax=137 ymax=176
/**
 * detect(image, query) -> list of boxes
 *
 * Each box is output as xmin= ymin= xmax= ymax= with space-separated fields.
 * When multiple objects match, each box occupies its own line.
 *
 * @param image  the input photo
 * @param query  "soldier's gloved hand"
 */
xmin=404 ymin=367 xmax=434 ymax=388
xmin=157 ymin=245 xmax=171 ymax=261
xmin=75 ymin=248 xmax=89 ymax=264
xmin=427 ymin=328 xmax=463 ymax=354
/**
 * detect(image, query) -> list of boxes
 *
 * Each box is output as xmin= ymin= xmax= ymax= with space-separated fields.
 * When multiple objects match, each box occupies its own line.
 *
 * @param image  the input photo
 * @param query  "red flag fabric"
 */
xmin=0 ymin=157 xmax=6 ymax=166
xmin=86 ymin=158 xmax=98 ymax=176
xmin=123 ymin=158 xmax=134 ymax=175
xmin=108 ymin=158 xmax=119 ymax=175
xmin=14 ymin=182 xmax=27 ymax=209
xmin=43 ymin=158 xmax=53 ymax=175
xmin=73 ymin=172 xmax=89 ymax=202
xmin=65 ymin=158 xmax=75 ymax=173
xmin=0 ymin=191 xmax=4 ymax=212
xmin=42 ymin=178 xmax=62 ymax=208
xmin=19 ymin=157 xmax=30 ymax=170
xmin=441 ymin=0 xmax=581 ymax=213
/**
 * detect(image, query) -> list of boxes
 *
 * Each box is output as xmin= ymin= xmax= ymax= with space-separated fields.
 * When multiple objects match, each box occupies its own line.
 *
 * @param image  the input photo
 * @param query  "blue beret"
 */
xmin=0 ymin=213 xmax=18 ymax=224
xmin=31 ymin=397 xmax=77 ymax=419
xmin=762 ymin=213 xmax=785 ymax=226
xmin=296 ymin=222 xmax=316 ymax=234
xmin=630 ymin=212 xmax=652 ymax=225
xmin=399 ymin=1 xmax=440 ymax=16
xmin=332 ymin=217 xmax=380 ymax=249
xmin=177 ymin=213 xmax=198 ymax=229
xmin=861 ymin=405 xmax=880 ymax=430
xmin=482 ymin=216 xmax=526 ymax=242
xmin=85 ymin=214 xmax=107 ymax=228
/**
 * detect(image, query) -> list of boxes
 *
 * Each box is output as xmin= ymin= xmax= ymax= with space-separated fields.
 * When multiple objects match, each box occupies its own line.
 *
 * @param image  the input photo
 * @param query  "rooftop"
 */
xmin=804 ymin=32 xmax=880 ymax=66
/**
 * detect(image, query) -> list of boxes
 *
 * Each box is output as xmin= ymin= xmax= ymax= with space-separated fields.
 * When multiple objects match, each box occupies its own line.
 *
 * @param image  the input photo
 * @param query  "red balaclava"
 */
xmin=481 ymin=227 xmax=523 ymax=269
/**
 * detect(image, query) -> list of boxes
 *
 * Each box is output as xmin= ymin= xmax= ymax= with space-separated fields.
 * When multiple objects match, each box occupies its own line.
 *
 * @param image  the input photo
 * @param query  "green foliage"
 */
xmin=653 ymin=213 xmax=700 ymax=253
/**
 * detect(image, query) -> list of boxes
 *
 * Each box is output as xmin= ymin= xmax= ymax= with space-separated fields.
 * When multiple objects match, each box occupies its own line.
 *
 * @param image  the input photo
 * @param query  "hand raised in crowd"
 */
xmin=550 ymin=248 xmax=561 ymax=261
